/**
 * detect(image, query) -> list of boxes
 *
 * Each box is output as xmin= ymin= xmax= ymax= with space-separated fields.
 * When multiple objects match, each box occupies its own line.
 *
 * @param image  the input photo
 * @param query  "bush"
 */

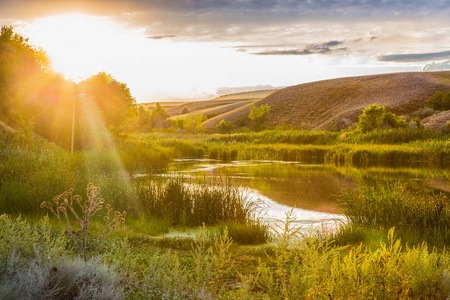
xmin=426 ymin=91 xmax=450 ymax=111
xmin=216 ymin=119 xmax=233 ymax=134
xmin=0 ymin=215 xmax=124 ymax=299
xmin=249 ymin=103 xmax=270 ymax=131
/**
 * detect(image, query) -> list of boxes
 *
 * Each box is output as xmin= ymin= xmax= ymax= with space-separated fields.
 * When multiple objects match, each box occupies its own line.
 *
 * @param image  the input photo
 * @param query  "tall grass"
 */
xmin=135 ymin=177 xmax=260 ymax=227
xmin=339 ymin=183 xmax=450 ymax=244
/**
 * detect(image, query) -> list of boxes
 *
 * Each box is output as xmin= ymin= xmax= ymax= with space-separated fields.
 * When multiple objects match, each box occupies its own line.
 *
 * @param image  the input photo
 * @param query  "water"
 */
xmin=164 ymin=159 xmax=449 ymax=232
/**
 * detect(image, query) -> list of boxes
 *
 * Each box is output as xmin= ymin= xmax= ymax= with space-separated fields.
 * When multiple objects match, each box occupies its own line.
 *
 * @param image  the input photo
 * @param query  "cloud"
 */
xmin=378 ymin=50 xmax=450 ymax=62
xmin=147 ymin=35 xmax=176 ymax=39
xmin=421 ymin=60 xmax=450 ymax=71
xmin=253 ymin=40 xmax=346 ymax=56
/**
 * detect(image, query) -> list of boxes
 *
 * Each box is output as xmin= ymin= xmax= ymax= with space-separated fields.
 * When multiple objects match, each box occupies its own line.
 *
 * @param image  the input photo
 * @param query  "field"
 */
xmin=1 ymin=122 xmax=450 ymax=298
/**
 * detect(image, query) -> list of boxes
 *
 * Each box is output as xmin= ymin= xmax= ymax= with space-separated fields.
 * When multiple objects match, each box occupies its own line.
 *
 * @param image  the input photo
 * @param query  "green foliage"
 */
xmin=216 ymin=119 xmax=233 ymax=134
xmin=426 ymin=91 xmax=450 ymax=111
xmin=249 ymin=103 xmax=271 ymax=131
xmin=220 ymin=220 xmax=270 ymax=245
xmin=80 ymin=72 xmax=137 ymax=128
xmin=135 ymin=177 xmax=258 ymax=226
xmin=357 ymin=104 xmax=407 ymax=133
xmin=357 ymin=103 xmax=386 ymax=132
xmin=340 ymin=127 xmax=440 ymax=144
xmin=149 ymin=102 xmax=170 ymax=129
xmin=339 ymin=183 xmax=450 ymax=244
xmin=0 ymin=215 xmax=124 ymax=299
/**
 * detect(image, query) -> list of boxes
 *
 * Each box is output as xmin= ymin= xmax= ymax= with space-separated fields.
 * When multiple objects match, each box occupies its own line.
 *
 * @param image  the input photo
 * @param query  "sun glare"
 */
xmin=20 ymin=13 xmax=144 ymax=82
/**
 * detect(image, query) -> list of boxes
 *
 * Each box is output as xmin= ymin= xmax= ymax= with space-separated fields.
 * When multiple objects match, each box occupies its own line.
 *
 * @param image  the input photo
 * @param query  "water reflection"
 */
xmin=166 ymin=159 xmax=449 ymax=230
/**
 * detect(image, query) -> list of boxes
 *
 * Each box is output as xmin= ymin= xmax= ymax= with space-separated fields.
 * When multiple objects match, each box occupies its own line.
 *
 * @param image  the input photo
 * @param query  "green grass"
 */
xmin=339 ymin=183 xmax=450 ymax=246
xmin=135 ymin=176 xmax=261 ymax=227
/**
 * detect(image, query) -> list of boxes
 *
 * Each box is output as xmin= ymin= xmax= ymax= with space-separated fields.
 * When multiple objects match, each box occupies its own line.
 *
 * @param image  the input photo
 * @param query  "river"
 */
xmin=161 ymin=159 xmax=449 ymax=233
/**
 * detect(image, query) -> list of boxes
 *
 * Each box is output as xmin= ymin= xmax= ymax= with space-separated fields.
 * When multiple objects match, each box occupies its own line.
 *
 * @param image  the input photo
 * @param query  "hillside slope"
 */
xmin=167 ymin=90 xmax=276 ymax=117
xmin=202 ymin=72 xmax=450 ymax=131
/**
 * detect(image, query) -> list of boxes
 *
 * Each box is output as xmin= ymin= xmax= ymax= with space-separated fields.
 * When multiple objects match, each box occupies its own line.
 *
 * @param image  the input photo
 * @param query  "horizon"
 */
xmin=2 ymin=1 xmax=450 ymax=103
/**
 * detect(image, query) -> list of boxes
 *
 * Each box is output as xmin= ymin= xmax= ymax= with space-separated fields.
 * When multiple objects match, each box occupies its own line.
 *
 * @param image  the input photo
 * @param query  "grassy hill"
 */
xmin=202 ymin=71 xmax=450 ymax=131
xmin=165 ymin=89 xmax=276 ymax=117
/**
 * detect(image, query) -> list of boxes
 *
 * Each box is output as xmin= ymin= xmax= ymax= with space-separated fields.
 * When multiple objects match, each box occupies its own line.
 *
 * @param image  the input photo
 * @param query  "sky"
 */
xmin=1 ymin=0 xmax=450 ymax=102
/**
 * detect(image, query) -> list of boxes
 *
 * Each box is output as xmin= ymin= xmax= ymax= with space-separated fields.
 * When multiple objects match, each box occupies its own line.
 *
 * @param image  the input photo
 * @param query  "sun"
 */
xmin=19 ymin=13 xmax=141 ymax=82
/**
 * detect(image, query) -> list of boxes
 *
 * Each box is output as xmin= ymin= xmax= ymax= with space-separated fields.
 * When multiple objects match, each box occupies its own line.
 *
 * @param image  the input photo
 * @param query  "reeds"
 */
xmin=339 ymin=183 xmax=450 ymax=238
xmin=135 ymin=177 xmax=259 ymax=227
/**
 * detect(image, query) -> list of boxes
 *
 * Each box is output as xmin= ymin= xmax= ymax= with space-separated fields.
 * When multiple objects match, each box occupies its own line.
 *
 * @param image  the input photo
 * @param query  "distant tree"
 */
xmin=216 ymin=119 xmax=233 ymax=134
xmin=357 ymin=104 xmax=407 ymax=133
xmin=426 ymin=91 xmax=450 ymax=111
xmin=181 ymin=107 xmax=189 ymax=114
xmin=381 ymin=111 xmax=407 ymax=129
xmin=249 ymin=103 xmax=270 ymax=131
xmin=357 ymin=104 xmax=385 ymax=133
xmin=80 ymin=72 xmax=137 ymax=128
xmin=150 ymin=102 xmax=170 ymax=129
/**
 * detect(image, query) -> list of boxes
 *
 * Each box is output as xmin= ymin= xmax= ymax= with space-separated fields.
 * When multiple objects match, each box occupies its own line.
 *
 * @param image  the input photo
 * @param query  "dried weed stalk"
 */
xmin=41 ymin=183 xmax=126 ymax=262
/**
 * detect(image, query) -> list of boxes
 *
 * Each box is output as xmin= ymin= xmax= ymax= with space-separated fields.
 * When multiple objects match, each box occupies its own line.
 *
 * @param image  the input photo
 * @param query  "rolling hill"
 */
xmin=202 ymin=71 xmax=450 ymax=131
xmin=164 ymin=89 xmax=276 ymax=117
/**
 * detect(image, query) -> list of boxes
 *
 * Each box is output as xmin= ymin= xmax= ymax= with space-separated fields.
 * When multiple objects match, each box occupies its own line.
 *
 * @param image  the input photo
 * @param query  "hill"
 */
xmin=202 ymin=71 xmax=450 ymax=131
xmin=165 ymin=89 xmax=276 ymax=117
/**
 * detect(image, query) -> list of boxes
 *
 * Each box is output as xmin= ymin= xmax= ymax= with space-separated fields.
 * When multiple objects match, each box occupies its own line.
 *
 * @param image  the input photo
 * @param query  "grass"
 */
xmin=1 ymin=123 xmax=450 ymax=298
xmin=3 ymin=213 xmax=449 ymax=299
xmin=135 ymin=176 xmax=262 ymax=227
xmin=339 ymin=183 xmax=450 ymax=246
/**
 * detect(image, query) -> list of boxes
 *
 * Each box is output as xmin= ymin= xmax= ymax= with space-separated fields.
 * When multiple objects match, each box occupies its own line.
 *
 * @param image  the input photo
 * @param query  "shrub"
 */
xmin=357 ymin=104 xmax=386 ymax=133
xmin=0 ymin=215 xmax=124 ymax=299
xmin=249 ymin=103 xmax=270 ymax=131
xmin=426 ymin=91 xmax=450 ymax=111
xmin=216 ymin=119 xmax=233 ymax=134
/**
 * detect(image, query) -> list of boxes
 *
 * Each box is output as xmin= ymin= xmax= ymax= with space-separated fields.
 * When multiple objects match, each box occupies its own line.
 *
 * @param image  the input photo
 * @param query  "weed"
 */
xmin=41 ymin=184 xmax=126 ymax=262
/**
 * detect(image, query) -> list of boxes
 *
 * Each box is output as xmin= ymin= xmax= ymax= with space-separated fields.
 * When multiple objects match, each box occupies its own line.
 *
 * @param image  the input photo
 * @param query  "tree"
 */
xmin=357 ymin=104 xmax=406 ymax=133
xmin=357 ymin=104 xmax=385 ymax=133
xmin=150 ymin=102 xmax=170 ymax=129
xmin=426 ymin=91 xmax=450 ymax=111
xmin=216 ymin=119 xmax=233 ymax=134
xmin=249 ymin=103 xmax=270 ymax=131
xmin=79 ymin=72 xmax=136 ymax=128
xmin=0 ymin=26 xmax=50 ymax=124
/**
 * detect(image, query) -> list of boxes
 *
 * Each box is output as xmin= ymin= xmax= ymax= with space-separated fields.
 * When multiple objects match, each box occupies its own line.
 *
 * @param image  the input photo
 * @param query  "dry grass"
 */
xmin=203 ymin=71 xmax=450 ymax=131
xmin=422 ymin=110 xmax=450 ymax=132
xmin=166 ymin=89 xmax=275 ymax=116
xmin=169 ymin=99 xmax=254 ymax=119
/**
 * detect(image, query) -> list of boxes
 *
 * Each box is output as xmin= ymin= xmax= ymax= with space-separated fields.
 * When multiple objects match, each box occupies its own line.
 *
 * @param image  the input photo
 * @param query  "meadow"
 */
xmin=1 ymin=124 xmax=450 ymax=299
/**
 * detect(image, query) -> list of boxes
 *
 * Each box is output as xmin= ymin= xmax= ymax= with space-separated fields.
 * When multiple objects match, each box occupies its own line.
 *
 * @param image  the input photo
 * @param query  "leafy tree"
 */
xmin=357 ymin=104 xmax=386 ymax=133
xmin=358 ymin=104 xmax=407 ymax=133
xmin=150 ymin=102 xmax=170 ymax=130
xmin=381 ymin=111 xmax=407 ymax=129
xmin=0 ymin=26 xmax=50 ymax=124
xmin=216 ymin=119 xmax=233 ymax=134
xmin=249 ymin=103 xmax=270 ymax=131
xmin=79 ymin=72 xmax=136 ymax=128
xmin=426 ymin=91 xmax=450 ymax=111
